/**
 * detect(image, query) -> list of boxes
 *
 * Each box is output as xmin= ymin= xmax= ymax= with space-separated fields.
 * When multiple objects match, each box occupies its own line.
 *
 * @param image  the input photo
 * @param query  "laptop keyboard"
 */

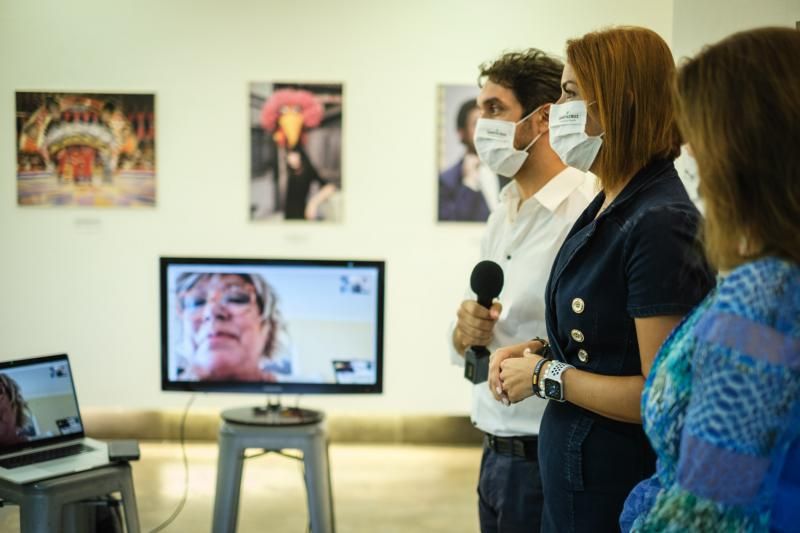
xmin=0 ymin=443 xmax=94 ymax=469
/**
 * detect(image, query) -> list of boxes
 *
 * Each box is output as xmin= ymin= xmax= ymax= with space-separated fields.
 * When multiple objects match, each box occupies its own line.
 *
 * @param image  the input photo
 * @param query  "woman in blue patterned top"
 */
xmin=621 ymin=27 xmax=800 ymax=532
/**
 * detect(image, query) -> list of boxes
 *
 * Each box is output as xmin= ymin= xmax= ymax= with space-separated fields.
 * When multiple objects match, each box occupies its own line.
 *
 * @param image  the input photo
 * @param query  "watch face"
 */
xmin=544 ymin=379 xmax=562 ymax=399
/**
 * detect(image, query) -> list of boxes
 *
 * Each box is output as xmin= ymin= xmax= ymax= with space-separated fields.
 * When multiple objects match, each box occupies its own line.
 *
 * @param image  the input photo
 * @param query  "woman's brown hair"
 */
xmin=0 ymin=374 xmax=29 ymax=429
xmin=567 ymin=27 xmax=681 ymax=189
xmin=674 ymin=27 xmax=800 ymax=269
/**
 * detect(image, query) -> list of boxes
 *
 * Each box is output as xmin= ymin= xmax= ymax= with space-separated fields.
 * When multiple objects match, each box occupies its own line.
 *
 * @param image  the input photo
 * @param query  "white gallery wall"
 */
xmin=0 ymin=0 xmax=796 ymax=415
xmin=672 ymin=0 xmax=799 ymax=60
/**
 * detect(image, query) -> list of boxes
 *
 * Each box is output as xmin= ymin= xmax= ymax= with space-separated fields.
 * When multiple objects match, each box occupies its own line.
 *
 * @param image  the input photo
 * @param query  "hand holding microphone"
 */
xmin=454 ymin=300 xmax=502 ymax=352
xmin=460 ymin=261 xmax=503 ymax=384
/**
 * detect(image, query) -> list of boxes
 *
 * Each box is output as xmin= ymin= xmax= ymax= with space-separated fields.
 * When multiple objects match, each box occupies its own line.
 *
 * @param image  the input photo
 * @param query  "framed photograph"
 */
xmin=250 ymin=82 xmax=343 ymax=222
xmin=15 ymin=91 xmax=156 ymax=207
xmin=437 ymin=84 xmax=508 ymax=223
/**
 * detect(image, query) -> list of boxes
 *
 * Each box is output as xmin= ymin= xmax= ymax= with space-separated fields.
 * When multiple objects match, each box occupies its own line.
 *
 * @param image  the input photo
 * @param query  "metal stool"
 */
xmin=0 ymin=462 xmax=140 ymax=533
xmin=212 ymin=407 xmax=334 ymax=533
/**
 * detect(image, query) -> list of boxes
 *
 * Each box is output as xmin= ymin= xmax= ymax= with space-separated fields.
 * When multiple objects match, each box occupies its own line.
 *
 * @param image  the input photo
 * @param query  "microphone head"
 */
xmin=470 ymin=260 xmax=504 ymax=308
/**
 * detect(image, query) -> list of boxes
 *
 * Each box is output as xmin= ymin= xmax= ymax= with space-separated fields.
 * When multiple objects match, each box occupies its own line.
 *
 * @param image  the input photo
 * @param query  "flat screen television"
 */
xmin=160 ymin=257 xmax=384 ymax=394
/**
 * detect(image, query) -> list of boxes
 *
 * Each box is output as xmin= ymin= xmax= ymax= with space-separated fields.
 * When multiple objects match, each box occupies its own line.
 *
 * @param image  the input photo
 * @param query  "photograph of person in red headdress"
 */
xmin=250 ymin=82 xmax=342 ymax=222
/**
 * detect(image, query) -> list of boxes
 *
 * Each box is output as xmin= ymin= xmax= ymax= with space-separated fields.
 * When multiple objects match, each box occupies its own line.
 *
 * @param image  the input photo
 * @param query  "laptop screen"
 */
xmin=0 ymin=354 xmax=84 ymax=453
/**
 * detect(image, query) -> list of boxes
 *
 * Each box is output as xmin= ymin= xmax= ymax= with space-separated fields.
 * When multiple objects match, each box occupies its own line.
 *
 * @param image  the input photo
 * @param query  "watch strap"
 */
xmin=544 ymin=360 xmax=574 ymax=402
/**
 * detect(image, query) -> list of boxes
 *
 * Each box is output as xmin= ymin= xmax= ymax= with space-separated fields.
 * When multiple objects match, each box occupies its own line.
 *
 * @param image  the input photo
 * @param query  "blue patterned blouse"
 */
xmin=621 ymin=257 xmax=800 ymax=532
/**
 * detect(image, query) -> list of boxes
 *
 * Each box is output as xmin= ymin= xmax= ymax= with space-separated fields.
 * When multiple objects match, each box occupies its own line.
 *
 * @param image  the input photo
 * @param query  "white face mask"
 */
xmin=473 ymin=107 xmax=543 ymax=177
xmin=677 ymin=147 xmax=705 ymax=214
xmin=548 ymin=100 xmax=603 ymax=172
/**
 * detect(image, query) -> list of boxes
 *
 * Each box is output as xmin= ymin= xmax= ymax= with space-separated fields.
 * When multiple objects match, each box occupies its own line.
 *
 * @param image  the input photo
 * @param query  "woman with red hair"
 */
xmin=489 ymin=27 xmax=714 ymax=532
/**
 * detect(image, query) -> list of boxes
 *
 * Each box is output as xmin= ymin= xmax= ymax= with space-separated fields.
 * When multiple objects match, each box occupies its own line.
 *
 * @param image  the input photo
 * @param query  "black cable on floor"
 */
xmin=148 ymin=393 xmax=195 ymax=533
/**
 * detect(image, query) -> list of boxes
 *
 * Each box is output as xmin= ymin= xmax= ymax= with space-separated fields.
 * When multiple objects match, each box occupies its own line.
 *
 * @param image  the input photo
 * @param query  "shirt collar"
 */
xmin=498 ymin=179 xmax=520 ymax=204
xmin=499 ymin=167 xmax=590 ymax=213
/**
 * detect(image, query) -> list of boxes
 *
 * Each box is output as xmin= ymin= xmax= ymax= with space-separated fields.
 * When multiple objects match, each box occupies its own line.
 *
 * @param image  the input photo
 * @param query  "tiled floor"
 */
xmin=0 ymin=442 xmax=482 ymax=532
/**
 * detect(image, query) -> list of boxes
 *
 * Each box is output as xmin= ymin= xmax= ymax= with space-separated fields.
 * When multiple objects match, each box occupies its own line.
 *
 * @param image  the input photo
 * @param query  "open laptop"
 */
xmin=0 ymin=354 xmax=109 ymax=484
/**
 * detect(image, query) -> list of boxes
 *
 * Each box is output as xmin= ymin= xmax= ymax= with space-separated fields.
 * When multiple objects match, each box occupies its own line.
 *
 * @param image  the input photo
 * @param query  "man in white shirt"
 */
xmin=449 ymin=49 xmax=595 ymax=533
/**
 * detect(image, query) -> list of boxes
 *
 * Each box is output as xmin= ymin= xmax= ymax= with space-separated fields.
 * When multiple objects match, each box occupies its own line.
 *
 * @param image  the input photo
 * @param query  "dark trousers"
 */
xmin=539 ymin=402 xmax=656 ymax=533
xmin=477 ymin=439 xmax=544 ymax=533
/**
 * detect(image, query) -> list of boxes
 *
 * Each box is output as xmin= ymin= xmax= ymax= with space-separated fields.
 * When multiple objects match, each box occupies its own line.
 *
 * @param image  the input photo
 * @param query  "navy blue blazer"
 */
xmin=538 ymin=158 xmax=715 ymax=533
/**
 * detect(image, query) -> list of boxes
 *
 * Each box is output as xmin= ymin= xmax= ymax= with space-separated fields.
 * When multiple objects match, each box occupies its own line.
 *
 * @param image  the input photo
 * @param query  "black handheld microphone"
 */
xmin=464 ymin=260 xmax=504 ymax=384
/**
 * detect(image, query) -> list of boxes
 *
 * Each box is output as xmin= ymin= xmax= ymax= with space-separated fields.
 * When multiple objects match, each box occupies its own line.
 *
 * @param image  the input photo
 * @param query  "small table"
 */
xmin=0 ymin=462 xmax=140 ymax=533
xmin=212 ymin=406 xmax=334 ymax=533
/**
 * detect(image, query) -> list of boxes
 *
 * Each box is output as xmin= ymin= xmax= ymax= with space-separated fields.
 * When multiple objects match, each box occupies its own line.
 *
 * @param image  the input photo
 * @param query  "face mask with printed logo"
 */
xmin=548 ymin=100 xmax=604 ymax=172
xmin=473 ymin=107 xmax=543 ymax=177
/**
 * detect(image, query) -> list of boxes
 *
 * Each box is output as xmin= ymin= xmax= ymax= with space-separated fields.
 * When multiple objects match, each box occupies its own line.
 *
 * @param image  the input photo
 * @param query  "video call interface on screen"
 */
xmin=0 ymin=360 xmax=83 ymax=448
xmin=163 ymin=261 xmax=382 ymax=388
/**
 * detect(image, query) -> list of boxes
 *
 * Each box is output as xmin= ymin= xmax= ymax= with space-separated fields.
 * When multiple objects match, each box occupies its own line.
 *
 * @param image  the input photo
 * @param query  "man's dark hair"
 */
xmin=456 ymin=98 xmax=477 ymax=130
xmin=478 ymin=48 xmax=564 ymax=115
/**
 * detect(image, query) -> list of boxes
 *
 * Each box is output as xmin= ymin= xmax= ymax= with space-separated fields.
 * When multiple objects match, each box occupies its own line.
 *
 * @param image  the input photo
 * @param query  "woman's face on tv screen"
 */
xmin=180 ymin=274 xmax=269 ymax=378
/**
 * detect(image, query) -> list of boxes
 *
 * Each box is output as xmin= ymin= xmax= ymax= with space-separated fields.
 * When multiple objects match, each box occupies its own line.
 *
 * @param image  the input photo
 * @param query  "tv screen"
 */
xmin=160 ymin=257 xmax=384 ymax=394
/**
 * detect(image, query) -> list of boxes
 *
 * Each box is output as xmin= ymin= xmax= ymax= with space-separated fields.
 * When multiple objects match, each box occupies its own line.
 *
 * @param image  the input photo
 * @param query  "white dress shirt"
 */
xmin=478 ymin=163 xmax=501 ymax=212
xmin=450 ymin=167 xmax=596 ymax=436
